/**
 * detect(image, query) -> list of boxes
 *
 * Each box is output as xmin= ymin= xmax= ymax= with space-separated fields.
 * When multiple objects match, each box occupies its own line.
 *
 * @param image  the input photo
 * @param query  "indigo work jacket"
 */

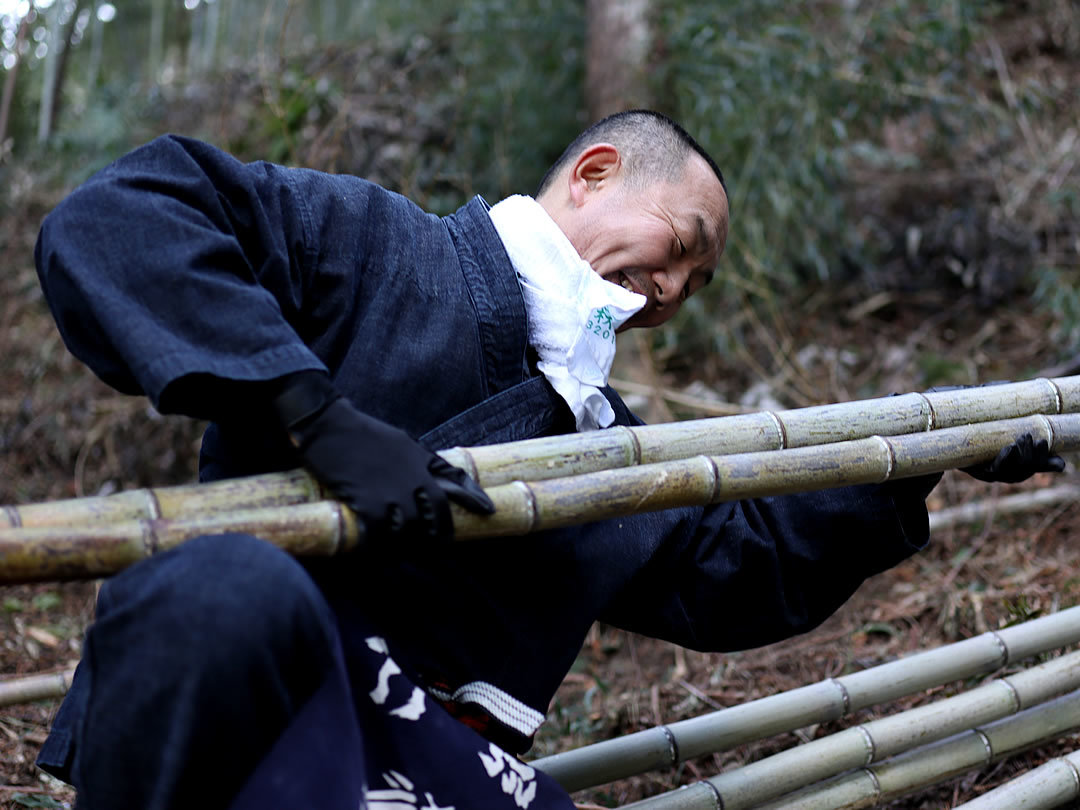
xmin=34 ymin=134 xmax=933 ymax=754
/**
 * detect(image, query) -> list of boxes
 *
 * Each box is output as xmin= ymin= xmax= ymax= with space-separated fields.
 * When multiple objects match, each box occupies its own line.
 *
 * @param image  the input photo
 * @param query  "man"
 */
xmin=31 ymin=110 xmax=1060 ymax=809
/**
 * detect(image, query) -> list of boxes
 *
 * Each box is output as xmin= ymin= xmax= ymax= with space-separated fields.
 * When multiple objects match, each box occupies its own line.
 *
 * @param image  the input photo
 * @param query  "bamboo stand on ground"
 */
xmin=0 ymin=669 xmax=74 ymax=708
xmin=532 ymin=606 xmax=1080 ymax=792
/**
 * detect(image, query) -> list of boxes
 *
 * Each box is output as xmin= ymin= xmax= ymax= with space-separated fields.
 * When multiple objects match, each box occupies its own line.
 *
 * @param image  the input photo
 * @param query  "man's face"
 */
xmin=547 ymin=149 xmax=729 ymax=331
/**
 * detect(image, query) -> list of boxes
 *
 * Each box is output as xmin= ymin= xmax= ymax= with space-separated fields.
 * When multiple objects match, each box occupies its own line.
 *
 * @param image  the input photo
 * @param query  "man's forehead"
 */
xmin=683 ymin=153 xmax=728 ymax=241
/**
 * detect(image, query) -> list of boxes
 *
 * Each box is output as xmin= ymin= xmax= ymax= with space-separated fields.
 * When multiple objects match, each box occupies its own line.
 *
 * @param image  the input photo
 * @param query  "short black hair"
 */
xmin=535 ymin=109 xmax=727 ymax=201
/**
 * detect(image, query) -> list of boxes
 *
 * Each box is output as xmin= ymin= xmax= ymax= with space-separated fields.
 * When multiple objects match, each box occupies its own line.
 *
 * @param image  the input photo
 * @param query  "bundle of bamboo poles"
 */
xmin=1 ymin=376 xmax=1079 ymax=583
xmin=528 ymin=607 xmax=1080 ymax=809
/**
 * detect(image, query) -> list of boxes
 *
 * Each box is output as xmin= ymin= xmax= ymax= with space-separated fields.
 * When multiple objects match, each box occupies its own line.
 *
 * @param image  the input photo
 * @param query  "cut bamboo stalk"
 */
xmin=533 ymin=606 xmax=1080 ymax=792
xmin=1 ymin=468 xmax=324 ymax=529
xmin=0 ymin=501 xmax=362 ymax=582
xmin=754 ymin=688 xmax=1080 ymax=810
xmin=928 ymin=484 xmax=1080 ymax=531
xmin=0 ymin=669 xmax=75 ymax=708
xmin=621 ymin=649 xmax=1080 ymax=809
xmin=2 ymin=413 xmax=1079 ymax=583
xmin=5 ymin=376 xmax=1078 ymax=533
xmin=950 ymin=749 xmax=1080 ymax=810
xmin=447 ymin=376 xmax=1079 ymax=487
xmin=453 ymin=413 xmax=1080 ymax=539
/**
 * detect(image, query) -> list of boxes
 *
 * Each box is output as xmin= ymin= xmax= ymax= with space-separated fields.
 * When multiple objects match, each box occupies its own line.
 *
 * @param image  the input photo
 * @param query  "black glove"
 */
xmin=961 ymin=432 xmax=1066 ymax=484
xmin=270 ymin=371 xmax=495 ymax=541
xmin=920 ymin=384 xmax=1067 ymax=483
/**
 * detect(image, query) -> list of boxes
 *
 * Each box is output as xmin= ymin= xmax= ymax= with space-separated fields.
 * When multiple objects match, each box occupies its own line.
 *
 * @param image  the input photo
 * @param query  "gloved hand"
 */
xmin=270 ymin=371 xmax=495 ymax=541
xmin=920 ymin=383 xmax=1067 ymax=483
xmin=961 ymin=432 xmax=1066 ymax=484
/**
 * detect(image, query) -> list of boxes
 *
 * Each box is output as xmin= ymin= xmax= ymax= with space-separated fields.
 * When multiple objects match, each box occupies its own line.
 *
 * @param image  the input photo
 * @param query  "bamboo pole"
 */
xmin=0 ymin=501 xmax=362 ymax=583
xmin=621 ymin=648 xmax=1080 ymax=810
xmin=0 ymin=669 xmax=75 ymax=708
xmin=950 ymin=749 xmax=1080 ymax=810
xmin=1 ymin=468 xmax=324 ymax=530
xmin=5 ymin=376 xmax=1078 ymax=533
xmin=452 ymin=412 xmax=1080 ymax=539
xmin=442 ymin=376 xmax=1080 ymax=488
xmin=533 ymin=606 xmax=1080 ymax=792
xmin=753 ymin=688 xmax=1080 ymax=810
xmin=2 ymin=413 xmax=1079 ymax=583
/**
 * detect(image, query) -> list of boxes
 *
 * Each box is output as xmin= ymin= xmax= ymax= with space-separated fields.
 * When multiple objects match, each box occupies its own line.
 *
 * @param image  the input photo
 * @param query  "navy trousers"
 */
xmin=54 ymin=534 xmax=574 ymax=810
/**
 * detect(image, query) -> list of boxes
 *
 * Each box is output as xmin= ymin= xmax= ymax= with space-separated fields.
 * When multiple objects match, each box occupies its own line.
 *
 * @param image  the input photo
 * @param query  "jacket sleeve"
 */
xmin=594 ymin=389 xmax=939 ymax=652
xmin=34 ymin=134 xmax=365 ymax=420
xmin=598 ymin=474 xmax=937 ymax=652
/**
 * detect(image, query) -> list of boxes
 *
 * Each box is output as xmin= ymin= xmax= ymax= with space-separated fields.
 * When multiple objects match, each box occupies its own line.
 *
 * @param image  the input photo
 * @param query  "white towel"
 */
xmin=488 ymin=195 xmax=645 ymax=430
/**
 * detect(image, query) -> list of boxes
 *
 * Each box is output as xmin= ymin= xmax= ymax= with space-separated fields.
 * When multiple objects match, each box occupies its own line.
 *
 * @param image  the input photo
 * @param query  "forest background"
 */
xmin=1 ymin=0 xmax=1080 ymax=807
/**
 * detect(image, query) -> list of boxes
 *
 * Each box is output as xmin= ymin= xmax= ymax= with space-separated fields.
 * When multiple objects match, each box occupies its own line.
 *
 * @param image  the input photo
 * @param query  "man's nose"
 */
xmin=653 ymin=267 xmax=688 ymax=307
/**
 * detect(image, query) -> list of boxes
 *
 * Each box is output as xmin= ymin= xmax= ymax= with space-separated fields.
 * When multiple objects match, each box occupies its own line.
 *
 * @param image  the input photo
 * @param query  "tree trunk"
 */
xmin=0 ymin=10 xmax=32 ymax=150
xmin=37 ymin=3 xmax=63 ymax=143
xmin=149 ymin=0 xmax=166 ymax=82
xmin=203 ymin=0 xmax=222 ymax=73
xmin=86 ymin=1 xmax=105 ymax=93
xmin=49 ymin=0 xmax=86 ymax=134
xmin=584 ymin=0 xmax=653 ymax=123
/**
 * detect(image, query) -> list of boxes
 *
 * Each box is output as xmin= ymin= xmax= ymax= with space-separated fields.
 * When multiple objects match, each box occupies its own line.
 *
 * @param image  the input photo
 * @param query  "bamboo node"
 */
xmin=987 ymin=630 xmax=1010 ymax=666
xmin=701 ymin=779 xmax=724 ymax=810
xmin=873 ymin=435 xmax=896 ymax=481
xmin=766 ymin=411 xmax=787 ymax=449
xmin=703 ymin=455 xmax=722 ymax=504
xmin=1038 ymin=413 xmax=1057 ymax=450
xmin=997 ymin=677 xmax=1023 ymax=712
xmin=864 ymin=766 xmax=883 ymax=800
xmin=974 ymin=728 xmax=995 ymax=763
xmin=454 ymin=448 xmax=481 ymax=486
xmin=512 ymin=481 xmax=539 ymax=532
xmin=142 ymin=518 xmax=158 ymax=558
xmin=143 ymin=488 xmax=162 ymax=521
xmin=1064 ymin=755 xmax=1080 ymax=796
xmin=856 ymin=725 xmax=877 ymax=765
xmin=829 ymin=677 xmax=853 ymax=715
xmin=2 ymin=505 xmax=21 ymax=528
xmin=332 ymin=502 xmax=348 ymax=554
xmin=914 ymin=391 xmax=937 ymax=430
xmin=621 ymin=425 xmax=643 ymax=467
xmin=660 ymin=724 xmax=679 ymax=767
xmin=1044 ymin=377 xmax=1065 ymax=414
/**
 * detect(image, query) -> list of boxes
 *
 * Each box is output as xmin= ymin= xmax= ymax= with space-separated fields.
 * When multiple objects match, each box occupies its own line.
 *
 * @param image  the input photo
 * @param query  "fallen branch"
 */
xmin=0 ymin=669 xmax=75 ymax=708
xmin=929 ymin=484 xmax=1080 ymax=532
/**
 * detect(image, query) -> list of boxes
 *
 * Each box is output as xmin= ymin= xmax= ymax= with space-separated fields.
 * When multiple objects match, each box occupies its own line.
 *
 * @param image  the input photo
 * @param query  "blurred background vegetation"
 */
xmin=1 ymin=0 xmax=1079 ymax=406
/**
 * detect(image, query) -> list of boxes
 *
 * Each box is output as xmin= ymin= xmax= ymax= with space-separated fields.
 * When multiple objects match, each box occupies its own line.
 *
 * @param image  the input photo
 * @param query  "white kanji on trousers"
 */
xmin=365 ymin=636 xmax=426 ymax=722
xmin=366 ymin=771 xmax=455 ymax=810
xmin=478 ymin=743 xmax=538 ymax=809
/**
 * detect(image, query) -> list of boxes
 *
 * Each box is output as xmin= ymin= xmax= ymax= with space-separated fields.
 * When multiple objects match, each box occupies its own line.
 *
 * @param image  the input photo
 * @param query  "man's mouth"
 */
xmin=617 ymin=271 xmax=644 ymax=297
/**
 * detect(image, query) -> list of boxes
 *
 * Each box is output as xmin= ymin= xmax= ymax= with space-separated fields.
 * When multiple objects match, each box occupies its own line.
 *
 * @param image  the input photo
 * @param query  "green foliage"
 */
xmin=654 ymin=0 xmax=986 ymax=351
xmin=31 ymin=591 xmax=62 ymax=611
xmin=10 ymin=794 xmax=67 ymax=809
xmin=258 ymin=0 xmax=584 ymax=210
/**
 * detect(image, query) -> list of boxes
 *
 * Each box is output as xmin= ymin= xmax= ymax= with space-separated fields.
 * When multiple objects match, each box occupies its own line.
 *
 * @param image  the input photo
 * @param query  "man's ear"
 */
xmin=567 ymin=143 xmax=622 ymax=206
